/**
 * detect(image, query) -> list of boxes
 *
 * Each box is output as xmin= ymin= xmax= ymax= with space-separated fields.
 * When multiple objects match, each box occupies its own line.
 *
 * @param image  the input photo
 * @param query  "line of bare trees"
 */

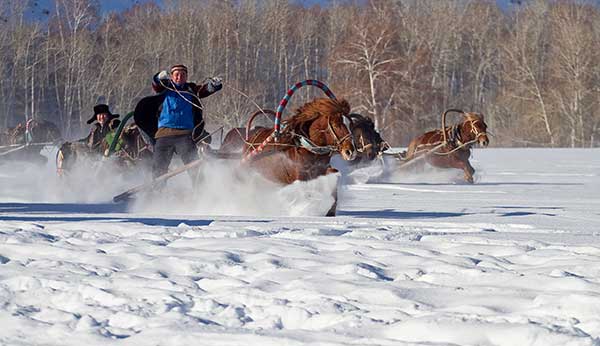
xmin=1 ymin=0 xmax=599 ymax=147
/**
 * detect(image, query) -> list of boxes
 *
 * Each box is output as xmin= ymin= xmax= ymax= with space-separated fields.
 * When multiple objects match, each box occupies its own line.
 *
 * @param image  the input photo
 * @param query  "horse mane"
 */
xmin=347 ymin=113 xmax=374 ymax=129
xmin=284 ymin=98 xmax=351 ymax=134
xmin=464 ymin=112 xmax=484 ymax=122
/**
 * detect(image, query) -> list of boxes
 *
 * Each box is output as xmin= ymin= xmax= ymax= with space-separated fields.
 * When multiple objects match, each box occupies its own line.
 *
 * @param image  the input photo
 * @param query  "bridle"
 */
xmin=326 ymin=114 xmax=354 ymax=151
xmin=462 ymin=118 xmax=488 ymax=144
xmin=294 ymin=113 xmax=355 ymax=156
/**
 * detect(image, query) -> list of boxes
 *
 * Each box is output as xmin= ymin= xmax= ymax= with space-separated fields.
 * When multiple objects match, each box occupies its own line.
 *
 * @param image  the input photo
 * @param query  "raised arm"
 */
xmin=152 ymin=70 xmax=171 ymax=93
xmin=191 ymin=77 xmax=223 ymax=98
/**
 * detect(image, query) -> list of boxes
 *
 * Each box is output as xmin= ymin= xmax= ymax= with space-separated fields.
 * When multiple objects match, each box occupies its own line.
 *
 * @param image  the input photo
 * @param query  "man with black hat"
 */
xmin=84 ymin=104 xmax=120 ymax=150
xmin=146 ymin=64 xmax=222 ymax=182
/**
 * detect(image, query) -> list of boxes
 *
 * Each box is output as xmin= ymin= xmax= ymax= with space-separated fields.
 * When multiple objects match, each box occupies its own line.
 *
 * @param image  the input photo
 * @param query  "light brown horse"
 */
xmin=243 ymin=98 xmax=357 ymax=216
xmin=403 ymin=109 xmax=489 ymax=183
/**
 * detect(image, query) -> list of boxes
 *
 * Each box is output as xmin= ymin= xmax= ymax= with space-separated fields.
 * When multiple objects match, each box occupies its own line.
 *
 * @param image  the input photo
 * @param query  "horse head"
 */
xmin=348 ymin=113 xmax=388 ymax=161
xmin=462 ymin=112 xmax=489 ymax=147
xmin=7 ymin=124 xmax=25 ymax=145
xmin=288 ymin=98 xmax=357 ymax=161
xmin=56 ymin=142 xmax=76 ymax=176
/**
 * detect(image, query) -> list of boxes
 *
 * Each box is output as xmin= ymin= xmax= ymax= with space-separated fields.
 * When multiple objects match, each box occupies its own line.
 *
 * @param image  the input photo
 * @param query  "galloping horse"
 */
xmin=0 ymin=119 xmax=62 ymax=146
xmin=347 ymin=113 xmax=389 ymax=163
xmin=243 ymin=98 xmax=356 ymax=215
xmin=0 ymin=119 xmax=62 ymax=164
xmin=220 ymin=110 xmax=387 ymax=165
xmin=403 ymin=109 xmax=489 ymax=183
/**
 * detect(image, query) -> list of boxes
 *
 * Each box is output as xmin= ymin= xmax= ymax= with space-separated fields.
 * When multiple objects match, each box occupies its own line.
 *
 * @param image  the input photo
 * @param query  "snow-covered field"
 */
xmin=1 ymin=148 xmax=599 ymax=345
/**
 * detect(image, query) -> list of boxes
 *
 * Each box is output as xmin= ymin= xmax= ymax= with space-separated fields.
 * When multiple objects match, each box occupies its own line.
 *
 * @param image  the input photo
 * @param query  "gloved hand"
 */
xmin=206 ymin=77 xmax=222 ymax=93
xmin=157 ymin=70 xmax=169 ymax=80
xmin=209 ymin=77 xmax=222 ymax=87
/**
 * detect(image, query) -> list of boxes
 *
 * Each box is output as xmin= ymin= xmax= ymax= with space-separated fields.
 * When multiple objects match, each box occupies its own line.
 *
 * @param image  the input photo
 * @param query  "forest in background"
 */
xmin=1 ymin=0 xmax=599 ymax=147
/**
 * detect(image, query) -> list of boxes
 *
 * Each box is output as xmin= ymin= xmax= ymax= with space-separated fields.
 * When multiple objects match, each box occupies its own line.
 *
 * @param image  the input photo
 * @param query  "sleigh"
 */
xmin=55 ymin=112 xmax=154 ymax=178
xmin=112 ymin=80 xmax=363 ymax=216
xmin=0 ymin=119 xmax=63 ymax=165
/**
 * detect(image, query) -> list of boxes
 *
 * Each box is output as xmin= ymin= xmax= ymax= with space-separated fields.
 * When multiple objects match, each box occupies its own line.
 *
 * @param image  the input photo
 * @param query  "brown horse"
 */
xmin=0 ymin=119 xmax=62 ymax=164
xmin=0 ymin=119 xmax=62 ymax=146
xmin=242 ymin=98 xmax=357 ymax=216
xmin=403 ymin=110 xmax=489 ymax=183
xmin=220 ymin=111 xmax=387 ymax=165
xmin=347 ymin=113 xmax=389 ymax=164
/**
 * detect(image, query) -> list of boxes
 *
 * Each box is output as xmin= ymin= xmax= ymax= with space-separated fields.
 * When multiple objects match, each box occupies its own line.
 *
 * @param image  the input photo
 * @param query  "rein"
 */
xmin=158 ymin=78 xmax=204 ymax=112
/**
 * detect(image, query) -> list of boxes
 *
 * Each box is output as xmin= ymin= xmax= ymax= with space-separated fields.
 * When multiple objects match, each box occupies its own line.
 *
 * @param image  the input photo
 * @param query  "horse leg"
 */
xmin=462 ymin=159 xmax=475 ymax=183
xmin=325 ymin=166 xmax=339 ymax=217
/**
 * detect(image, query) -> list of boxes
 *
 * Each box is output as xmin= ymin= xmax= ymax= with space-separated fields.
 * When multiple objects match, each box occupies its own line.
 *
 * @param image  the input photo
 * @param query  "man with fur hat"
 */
xmin=138 ymin=63 xmax=222 ymax=181
xmin=84 ymin=104 xmax=120 ymax=150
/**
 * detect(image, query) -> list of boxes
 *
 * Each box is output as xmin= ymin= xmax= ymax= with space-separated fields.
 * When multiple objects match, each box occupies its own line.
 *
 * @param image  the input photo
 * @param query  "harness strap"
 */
xmin=297 ymin=136 xmax=336 ymax=155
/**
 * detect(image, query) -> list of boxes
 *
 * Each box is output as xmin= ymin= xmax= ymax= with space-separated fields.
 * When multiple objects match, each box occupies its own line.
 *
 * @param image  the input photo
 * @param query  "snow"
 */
xmin=1 ymin=148 xmax=599 ymax=345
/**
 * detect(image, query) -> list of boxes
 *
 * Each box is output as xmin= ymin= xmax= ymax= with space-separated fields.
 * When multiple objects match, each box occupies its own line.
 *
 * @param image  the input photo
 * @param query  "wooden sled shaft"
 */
xmin=112 ymin=158 xmax=204 ymax=203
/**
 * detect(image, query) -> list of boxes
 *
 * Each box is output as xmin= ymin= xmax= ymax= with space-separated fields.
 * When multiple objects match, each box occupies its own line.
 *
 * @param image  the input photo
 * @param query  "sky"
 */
xmin=28 ymin=0 xmax=330 ymax=18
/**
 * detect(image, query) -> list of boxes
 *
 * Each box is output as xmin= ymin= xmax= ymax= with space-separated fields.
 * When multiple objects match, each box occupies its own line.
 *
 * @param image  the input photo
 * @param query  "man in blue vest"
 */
xmin=150 ymin=64 xmax=222 ymax=181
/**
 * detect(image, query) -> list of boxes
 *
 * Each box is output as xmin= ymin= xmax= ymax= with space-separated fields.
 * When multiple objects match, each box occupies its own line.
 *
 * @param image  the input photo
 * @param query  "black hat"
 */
xmin=87 ymin=104 xmax=119 ymax=124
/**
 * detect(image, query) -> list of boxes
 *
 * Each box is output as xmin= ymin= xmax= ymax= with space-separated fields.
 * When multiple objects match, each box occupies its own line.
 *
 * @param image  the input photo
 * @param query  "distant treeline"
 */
xmin=1 ymin=0 xmax=599 ymax=147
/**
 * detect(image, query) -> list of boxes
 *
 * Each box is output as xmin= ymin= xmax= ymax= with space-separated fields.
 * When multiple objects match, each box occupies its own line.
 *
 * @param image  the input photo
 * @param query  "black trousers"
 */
xmin=152 ymin=134 xmax=198 ymax=179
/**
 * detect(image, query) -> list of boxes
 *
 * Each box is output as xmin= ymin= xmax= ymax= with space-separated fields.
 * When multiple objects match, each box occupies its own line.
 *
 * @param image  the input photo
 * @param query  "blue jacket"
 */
xmin=157 ymin=86 xmax=195 ymax=130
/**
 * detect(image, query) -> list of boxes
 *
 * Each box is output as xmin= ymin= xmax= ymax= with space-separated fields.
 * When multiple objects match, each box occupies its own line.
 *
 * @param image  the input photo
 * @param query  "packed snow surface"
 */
xmin=1 ymin=148 xmax=599 ymax=345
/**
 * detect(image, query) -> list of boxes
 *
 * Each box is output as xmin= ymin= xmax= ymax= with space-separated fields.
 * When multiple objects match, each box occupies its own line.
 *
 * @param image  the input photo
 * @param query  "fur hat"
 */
xmin=87 ymin=104 xmax=119 ymax=124
xmin=170 ymin=64 xmax=188 ymax=74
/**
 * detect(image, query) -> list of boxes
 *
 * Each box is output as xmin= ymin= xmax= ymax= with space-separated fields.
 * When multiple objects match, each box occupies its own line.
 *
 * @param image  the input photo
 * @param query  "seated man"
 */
xmin=83 ymin=104 xmax=119 ymax=150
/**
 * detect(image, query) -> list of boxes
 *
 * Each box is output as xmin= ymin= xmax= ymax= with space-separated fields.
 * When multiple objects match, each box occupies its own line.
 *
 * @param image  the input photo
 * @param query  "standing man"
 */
xmin=149 ymin=64 xmax=222 ymax=180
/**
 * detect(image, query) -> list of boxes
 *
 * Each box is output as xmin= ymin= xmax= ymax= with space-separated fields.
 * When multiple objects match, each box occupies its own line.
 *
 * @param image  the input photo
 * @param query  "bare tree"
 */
xmin=547 ymin=2 xmax=599 ymax=147
xmin=334 ymin=1 xmax=400 ymax=133
xmin=499 ymin=0 xmax=555 ymax=146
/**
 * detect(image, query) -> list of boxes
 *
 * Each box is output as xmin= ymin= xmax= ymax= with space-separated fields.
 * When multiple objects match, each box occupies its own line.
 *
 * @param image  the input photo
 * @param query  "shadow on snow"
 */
xmin=338 ymin=209 xmax=468 ymax=219
xmin=0 ymin=203 xmax=213 ymax=227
